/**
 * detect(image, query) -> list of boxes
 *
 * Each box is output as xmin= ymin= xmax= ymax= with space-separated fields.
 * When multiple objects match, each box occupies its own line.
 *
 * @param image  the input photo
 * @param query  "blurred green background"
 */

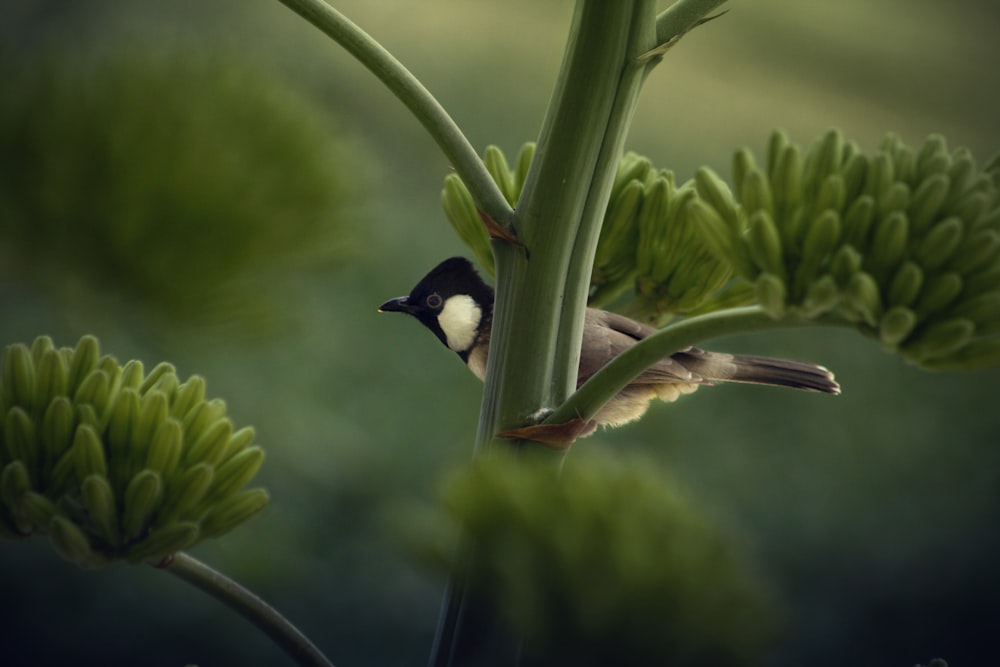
xmin=1 ymin=0 xmax=999 ymax=665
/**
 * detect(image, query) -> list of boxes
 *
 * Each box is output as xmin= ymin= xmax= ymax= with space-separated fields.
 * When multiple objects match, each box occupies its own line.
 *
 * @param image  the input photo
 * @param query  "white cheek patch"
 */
xmin=438 ymin=294 xmax=482 ymax=352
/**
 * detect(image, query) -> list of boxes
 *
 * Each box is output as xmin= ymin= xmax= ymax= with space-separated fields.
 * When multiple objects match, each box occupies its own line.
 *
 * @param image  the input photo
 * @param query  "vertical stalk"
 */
xmin=433 ymin=2 xmax=659 ymax=665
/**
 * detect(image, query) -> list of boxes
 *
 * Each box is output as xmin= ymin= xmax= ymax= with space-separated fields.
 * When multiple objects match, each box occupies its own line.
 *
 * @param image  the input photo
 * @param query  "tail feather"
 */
xmin=673 ymin=349 xmax=841 ymax=395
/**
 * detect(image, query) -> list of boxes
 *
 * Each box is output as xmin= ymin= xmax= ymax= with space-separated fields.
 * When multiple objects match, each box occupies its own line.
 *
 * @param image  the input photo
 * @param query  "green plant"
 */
xmin=3 ymin=0 xmax=995 ymax=665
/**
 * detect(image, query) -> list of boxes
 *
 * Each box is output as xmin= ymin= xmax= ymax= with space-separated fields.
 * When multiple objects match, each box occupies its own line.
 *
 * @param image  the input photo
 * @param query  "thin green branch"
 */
xmin=164 ymin=552 xmax=334 ymax=667
xmin=655 ymin=0 xmax=730 ymax=47
xmin=274 ymin=0 xmax=513 ymax=228
xmin=547 ymin=306 xmax=849 ymax=426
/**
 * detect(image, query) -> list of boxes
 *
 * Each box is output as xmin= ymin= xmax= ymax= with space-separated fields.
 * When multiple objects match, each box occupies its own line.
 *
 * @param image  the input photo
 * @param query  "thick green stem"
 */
xmin=164 ymin=552 xmax=334 ymax=667
xmin=547 ymin=306 xmax=850 ymax=426
xmin=274 ymin=0 xmax=513 ymax=228
xmin=478 ymin=1 xmax=648 ymax=449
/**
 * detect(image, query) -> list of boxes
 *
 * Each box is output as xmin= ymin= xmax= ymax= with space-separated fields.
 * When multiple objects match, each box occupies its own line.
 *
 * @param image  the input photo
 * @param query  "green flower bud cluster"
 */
xmin=442 ymin=145 xmax=736 ymax=322
xmin=688 ymin=129 xmax=1000 ymax=370
xmin=441 ymin=144 xmax=535 ymax=277
xmin=441 ymin=455 xmax=772 ymax=666
xmin=599 ymin=152 xmax=737 ymax=319
xmin=0 ymin=335 xmax=268 ymax=567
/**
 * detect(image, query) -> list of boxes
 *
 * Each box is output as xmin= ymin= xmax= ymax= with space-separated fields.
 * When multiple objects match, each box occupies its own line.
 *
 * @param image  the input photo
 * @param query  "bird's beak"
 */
xmin=378 ymin=296 xmax=413 ymax=313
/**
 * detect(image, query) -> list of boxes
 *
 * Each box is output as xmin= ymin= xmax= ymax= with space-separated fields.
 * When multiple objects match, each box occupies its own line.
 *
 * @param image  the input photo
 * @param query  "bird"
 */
xmin=379 ymin=257 xmax=840 ymax=445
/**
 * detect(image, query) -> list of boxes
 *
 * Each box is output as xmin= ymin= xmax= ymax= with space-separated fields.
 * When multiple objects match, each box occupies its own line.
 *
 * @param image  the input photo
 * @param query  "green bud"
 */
xmin=765 ymin=129 xmax=791 ymax=177
xmin=886 ymin=261 xmax=924 ymax=308
xmin=964 ymin=263 xmax=1000 ymax=298
xmin=951 ymin=229 xmax=1000 ymax=274
xmin=1 ymin=460 xmax=31 ymax=510
xmin=73 ymin=369 xmax=111 ymax=416
xmin=768 ymin=141 xmax=803 ymax=221
xmin=146 ymin=418 xmax=184 ymax=476
xmin=48 ymin=448 xmax=78 ymax=498
xmin=82 ymin=474 xmax=120 ymax=546
xmin=184 ymin=418 xmax=233 ymax=467
xmin=72 ymin=424 xmax=108 ymax=480
xmin=170 ymin=375 xmax=207 ymax=420
xmin=844 ymin=271 xmax=883 ymax=327
xmin=919 ymin=338 xmax=1000 ymax=371
xmin=890 ymin=139 xmax=918 ymax=183
xmin=635 ymin=178 xmax=672 ymax=279
xmin=731 ymin=147 xmax=757 ymax=201
xmin=800 ymin=275 xmax=841 ymax=319
xmin=4 ymin=406 xmax=38 ymax=472
xmin=181 ymin=399 xmax=226 ymax=447
xmin=40 ymin=396 xmax=76 ymax=466
xmin=107 ymin=387 xmax=140 ymax=485
xmin=441 ymin=175 xmax=494 ymax=277
xmin=908 ymin=173 xmax=950 ymax=235
xmin=916 ymin=135 xmax=950 ymax=180
xmin=905 ymin=318 xmax=975 ymax=363
xmin=50 ymin=515 xmax=104 ymax=568
xmin=915 ymin=272 xmax=963 ymax=316
xmin=945 ymin=149 xmax=976 ymax=207
xmin=802 ymin=129 xmax=844 ymax=200
xmin=948 ymin=191 xmax=990 ymax=229
xmin=793 ymin=210 xmax=841 ymax=298
xmin=513 ymin=143 xmax=535 ymax=193
xmin=879 ymin=307 xmax=918 ymax=347
xmin=815 ymin=174 xmax=846 ymax=216
xmin=866 ymin=211 xmax=909 ymax=280
xmin=126 ymin=521 xmax=199 ymax=564
xmin=840 ymin=151 xmax=868 ymax=202
xmin=2 ymin=343 xmax=35 ymax=410
xmin=199 ymin=488 xmax=269 ymax=539
xmin=219 ymin=426 xmax=256 ymax=463
xmin=876 ymin=183 xmax=910 ymax=220
xmin=745 ymin=210 xmax=785 ymax=279
xmin=123 ymin=469 xmax=163 ymax=539
xmin=612 ymin=152 xmax=651 ymax=200
xmin=694 ymin=167 xmax=741 ymax=233
xmin=915 ymin=217 xmax=964 ymax=269
xmin=920 ymin=152 xmax=954 ymax=184
xmin=120 ymin=360 xmax=143 ymax=392
xmin=829 ymin=244 xmax=863 ymax=286
xmin=66 ymin=336 xmax=100 ymax=397
xmin=740 ymin=168 xmax=773 ymax=218
xmin=755 ymin=273 xmax=787 ymax=319
xmin=134 ymin=390 xmax=169 ymax=452
xmin=20 ymin=491 xmax=60 ymax=528
xmin=863 ymin=153 xmax=894 ymax=200
xmin=483 ymin=145 xmax=517 ymax=205
xmin=29 ymin=336 xmax=55 ymax=367
xmin=139 ymin=362 xmax=177 ymax=395
xmin=207 ymin=446 xmax=265 ymax=502
xmin=162 ymin=463 xmax=214 ymax=521
xmin=75 ymin=403 xmax=99 ymax=430
xmin=687 ymin=199 xmax=756 ymax=279
xmin=841 ymin=195 xmax=876 ymax=249
xmin=34 ymin=349 xmax=69 ymax=413
xmin=598 ymin=180 xmax=642 ymax=276
xmin=954 ymin=291 xmax=1000 ymax=330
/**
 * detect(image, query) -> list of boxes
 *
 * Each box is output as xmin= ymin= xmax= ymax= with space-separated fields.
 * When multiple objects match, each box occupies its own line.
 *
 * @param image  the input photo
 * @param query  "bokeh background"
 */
xmin=2 ymin=0 xmax=999 ymax=665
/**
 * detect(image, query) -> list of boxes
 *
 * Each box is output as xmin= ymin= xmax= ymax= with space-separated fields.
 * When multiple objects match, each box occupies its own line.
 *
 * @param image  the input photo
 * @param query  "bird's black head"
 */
xmin=379 ymin=257 xmax=495 ymax=356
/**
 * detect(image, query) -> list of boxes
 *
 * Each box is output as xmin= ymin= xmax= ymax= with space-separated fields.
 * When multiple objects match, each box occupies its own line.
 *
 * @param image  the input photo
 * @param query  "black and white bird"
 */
xmin=380 ymin=257 xmax=839 ymax=443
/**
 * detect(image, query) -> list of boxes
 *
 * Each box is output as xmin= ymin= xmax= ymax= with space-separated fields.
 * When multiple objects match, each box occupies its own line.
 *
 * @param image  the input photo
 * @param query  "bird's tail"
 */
xmin=673 ymin=348 xmax=841 ymax=395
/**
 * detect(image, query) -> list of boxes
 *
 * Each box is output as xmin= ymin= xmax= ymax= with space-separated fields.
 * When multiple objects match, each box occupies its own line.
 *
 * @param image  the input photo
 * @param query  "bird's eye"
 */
xmin=426 ymin=293 xmax=443 ymax=309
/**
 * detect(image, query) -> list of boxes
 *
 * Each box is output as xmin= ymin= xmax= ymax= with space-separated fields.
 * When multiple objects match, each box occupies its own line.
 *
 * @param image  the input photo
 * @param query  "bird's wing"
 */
xmin=578 ymin=309 xmax=703 ymax=386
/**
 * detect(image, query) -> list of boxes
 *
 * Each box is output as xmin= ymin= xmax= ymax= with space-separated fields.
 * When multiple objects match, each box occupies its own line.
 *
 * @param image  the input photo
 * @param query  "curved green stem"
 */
xmin=163 ymin=552 xmax=334 ymax=667
xmin=547 ymin=306 xmax=850 ymax=426
xmin=274 ymin=0 xmax=514 ymax=228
